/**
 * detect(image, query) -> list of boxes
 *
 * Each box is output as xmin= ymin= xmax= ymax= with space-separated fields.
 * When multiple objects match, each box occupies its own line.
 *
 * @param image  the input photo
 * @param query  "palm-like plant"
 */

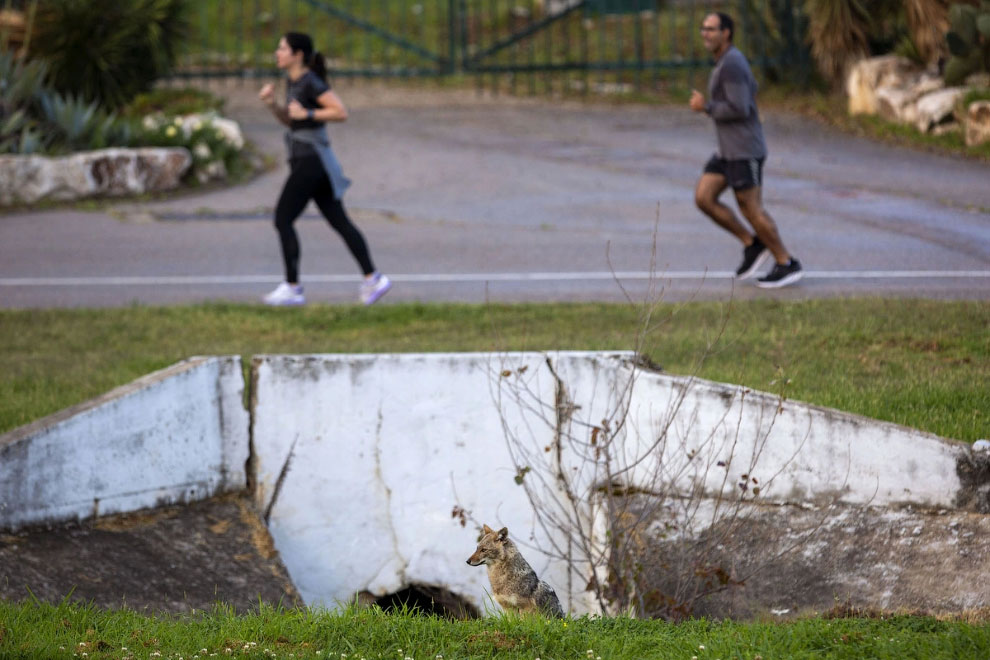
xmin=29 ymin=0 xmax=190 ymax=110
xmin=803 ymin=0 xmax=872 ymax=83
xmin=904 ymin=0 xmax=951 ymax=65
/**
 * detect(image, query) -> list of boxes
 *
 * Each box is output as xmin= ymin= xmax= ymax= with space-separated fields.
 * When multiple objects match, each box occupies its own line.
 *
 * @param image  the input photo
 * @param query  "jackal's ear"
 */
xmin=497 ymin=527 xmax=508 ymax=541
xmin=482 ymin=524 xmax=494 ymax=534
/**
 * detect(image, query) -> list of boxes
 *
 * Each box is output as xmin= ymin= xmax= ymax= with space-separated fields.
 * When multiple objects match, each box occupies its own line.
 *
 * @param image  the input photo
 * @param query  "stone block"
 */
xmin=965 ymin=100 xmax=990 ymax=147
xmin=0 ymin=147 xmax=191 ymax=206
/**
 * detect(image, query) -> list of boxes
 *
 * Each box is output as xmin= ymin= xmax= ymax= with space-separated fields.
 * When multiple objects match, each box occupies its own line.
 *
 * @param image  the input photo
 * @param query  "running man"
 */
xmin=690 ymin=12 xmax=803 ymax=288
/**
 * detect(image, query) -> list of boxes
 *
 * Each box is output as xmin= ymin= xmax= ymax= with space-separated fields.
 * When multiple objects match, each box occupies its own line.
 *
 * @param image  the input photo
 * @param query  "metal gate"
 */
xmin=174 ymin=0 xmax=809 ymax=89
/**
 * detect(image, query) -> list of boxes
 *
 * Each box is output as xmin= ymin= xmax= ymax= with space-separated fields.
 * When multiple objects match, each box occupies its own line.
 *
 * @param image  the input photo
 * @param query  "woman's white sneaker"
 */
xmin=263 ymin=282 xmax=306 ymax=306
xmin=360 ymin=273 xmax=392 ymax=305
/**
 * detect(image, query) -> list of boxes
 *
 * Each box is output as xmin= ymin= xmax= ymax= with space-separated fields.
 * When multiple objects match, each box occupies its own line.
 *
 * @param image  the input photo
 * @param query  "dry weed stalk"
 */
xmin=486 ymin=218 xmax=838 ymax=619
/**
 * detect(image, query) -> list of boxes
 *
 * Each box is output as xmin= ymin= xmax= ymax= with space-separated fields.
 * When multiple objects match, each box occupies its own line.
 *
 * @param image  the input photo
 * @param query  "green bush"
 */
xmin=945 ymin=0 xmax=990 ymax=86
xmin=122 ymin=88 xmax=224 ymax=119
xmin=135 ymin=112 xmax=246 ymax=184
xmin=29 ymin=0 xmax=191 ymax=110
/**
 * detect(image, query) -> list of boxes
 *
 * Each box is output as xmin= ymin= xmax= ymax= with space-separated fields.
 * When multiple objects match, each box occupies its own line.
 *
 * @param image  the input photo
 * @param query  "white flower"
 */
xmin=165 ymin=126 xmax=177 ymax=137
xmin=193 ymin=142 xmax=211 ymax=160
xmin=211 ymin=117 xmax=244 ymax=149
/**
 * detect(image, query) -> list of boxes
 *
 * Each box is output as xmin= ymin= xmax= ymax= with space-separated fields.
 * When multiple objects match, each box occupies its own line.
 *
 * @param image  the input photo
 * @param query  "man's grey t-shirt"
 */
xmin=705 ymin=45 xmax=766 ymax=160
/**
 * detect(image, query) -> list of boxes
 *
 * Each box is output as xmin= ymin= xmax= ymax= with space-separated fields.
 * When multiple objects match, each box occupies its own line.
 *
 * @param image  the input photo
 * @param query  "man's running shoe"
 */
xmin=735 ymin=237 xmax=771 ymax=279
xmin=360 ymin=273 xmax=392 ymax=305
xmin=756 ymin=259 xmax=804 ymax=288
xmin=263 ymin=282 xmax=305 ymax=306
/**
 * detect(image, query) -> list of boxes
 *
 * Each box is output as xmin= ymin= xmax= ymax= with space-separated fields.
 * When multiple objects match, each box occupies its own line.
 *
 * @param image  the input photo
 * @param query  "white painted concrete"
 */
xmin=250 ymin=352 xmax=622 ymax=615
xmin=250 ymin=352 xmax=969 ymax=616
xmin=0 ymin=356 xmax=249 ymax=530
xmin=617 ymin=366 xmax=965 ymax=508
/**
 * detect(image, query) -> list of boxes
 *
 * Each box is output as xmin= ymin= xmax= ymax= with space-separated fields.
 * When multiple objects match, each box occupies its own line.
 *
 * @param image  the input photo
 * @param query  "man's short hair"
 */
xmin=716 ymin=12 xmax=734 ymax=41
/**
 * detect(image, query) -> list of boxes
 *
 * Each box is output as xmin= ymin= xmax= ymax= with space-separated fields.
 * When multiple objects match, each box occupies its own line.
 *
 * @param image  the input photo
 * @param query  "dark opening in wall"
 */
xmin=364 ymin=584 xmax=480 ymax=620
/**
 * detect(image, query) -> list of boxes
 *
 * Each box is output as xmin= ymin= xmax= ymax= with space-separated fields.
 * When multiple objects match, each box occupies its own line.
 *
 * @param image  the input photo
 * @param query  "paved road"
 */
xmin=1 ymin=84 xmax=988 ymax=307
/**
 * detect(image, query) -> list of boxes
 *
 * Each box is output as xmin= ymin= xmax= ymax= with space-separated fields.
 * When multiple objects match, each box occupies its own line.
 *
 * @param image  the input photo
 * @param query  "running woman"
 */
xmin=259 ymin=32 xmax=391 ymax=305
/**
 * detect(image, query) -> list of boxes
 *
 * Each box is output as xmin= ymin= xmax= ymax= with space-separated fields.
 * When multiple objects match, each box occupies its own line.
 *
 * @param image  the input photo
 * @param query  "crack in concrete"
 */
xmin=264 ymin=434 xmax=298 ymax=525
xmin=373 ymin=402 xmax=408 ymax=588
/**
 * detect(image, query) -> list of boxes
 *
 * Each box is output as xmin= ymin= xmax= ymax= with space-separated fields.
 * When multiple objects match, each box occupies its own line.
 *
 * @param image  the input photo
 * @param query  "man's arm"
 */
xmin=705 ymin=59 xmax=756 ymax=121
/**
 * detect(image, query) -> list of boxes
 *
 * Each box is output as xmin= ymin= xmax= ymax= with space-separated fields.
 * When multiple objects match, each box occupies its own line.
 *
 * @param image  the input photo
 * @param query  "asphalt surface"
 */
xmin=2 ymin=83 xmax=988 ymax=307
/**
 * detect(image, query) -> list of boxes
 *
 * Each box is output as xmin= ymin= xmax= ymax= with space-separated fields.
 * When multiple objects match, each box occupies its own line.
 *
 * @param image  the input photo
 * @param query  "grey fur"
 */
xmin=466 ymin=524 xmax=564 ymax=618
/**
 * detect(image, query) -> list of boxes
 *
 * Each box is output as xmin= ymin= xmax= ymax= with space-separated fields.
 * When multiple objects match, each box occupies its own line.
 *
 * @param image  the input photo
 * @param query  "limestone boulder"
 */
xmin=915 ymin=87 xmax=967 ymax=133
xmin=875 ymin=73 xmax=944 ymax=125
xmin=0 ymin=148 xmax=191 ymax=206
xmin=965 ymin=101 xmax=990 ymax=147
xmin=847 ymin=55 xmax=920 ymax=115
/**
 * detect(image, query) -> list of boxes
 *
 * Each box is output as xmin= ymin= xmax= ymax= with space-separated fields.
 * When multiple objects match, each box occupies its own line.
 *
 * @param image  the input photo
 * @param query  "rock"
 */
xmin=915 ymin=87 xmax=967 ymax=133
xmin=974 ymin=440 xmax=990 ymax=452
xmin=965 ymin=72 xmax=990 ymax=89
xmin=847 ymin=55 xmax=919 ymax=115
xmin=875 ymin=74 xmax=944 ymax=125
xmin=965 ymin=101 xmax=990 ymax=147
xmin=0 ymin=148 xmax=192 ymax=206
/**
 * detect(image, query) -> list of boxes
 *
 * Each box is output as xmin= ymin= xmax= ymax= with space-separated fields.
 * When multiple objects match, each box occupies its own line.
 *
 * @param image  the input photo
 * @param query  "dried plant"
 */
xmin=803 ymin=0 xmax=871 ymax=83
xmin=904 ymin=0 xmax=951 ymax=65
xmin=478 ymin=219 xmax=838 ymax=620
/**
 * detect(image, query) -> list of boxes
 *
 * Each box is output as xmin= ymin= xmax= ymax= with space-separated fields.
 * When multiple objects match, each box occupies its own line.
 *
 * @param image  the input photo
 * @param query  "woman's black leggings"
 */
xmin=274 ymin=154 xmax=375 ymax=283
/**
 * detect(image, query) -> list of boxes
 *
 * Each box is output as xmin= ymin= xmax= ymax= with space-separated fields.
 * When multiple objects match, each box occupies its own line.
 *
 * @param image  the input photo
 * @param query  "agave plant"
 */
xmin=38 ymin=92 xmax=133 ymax=154
xmin=0 ymin=51 xmax=49 ymax=153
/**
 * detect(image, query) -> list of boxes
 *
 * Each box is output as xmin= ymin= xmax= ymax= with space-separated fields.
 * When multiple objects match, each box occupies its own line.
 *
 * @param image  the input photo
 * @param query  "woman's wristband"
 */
xmin=307 ymin=108 xmax=315 ymax=121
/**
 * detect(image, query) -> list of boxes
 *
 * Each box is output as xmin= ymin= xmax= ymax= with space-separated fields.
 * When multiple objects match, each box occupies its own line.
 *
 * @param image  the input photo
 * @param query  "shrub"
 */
xmin=945 ymin=0 xmax=990 ymax=86
xmin=135 ymin=112 xmax=247 ymax=184
xmin=29 ymin=0 xmax=191 ymax=110
xmin=122 ymin=88 xmax=224 ymax=120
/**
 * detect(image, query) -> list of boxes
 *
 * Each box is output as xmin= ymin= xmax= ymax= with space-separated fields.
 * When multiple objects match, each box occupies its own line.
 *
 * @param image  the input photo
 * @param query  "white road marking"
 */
xmin=1 ymin=271 xmax=989 ymax=286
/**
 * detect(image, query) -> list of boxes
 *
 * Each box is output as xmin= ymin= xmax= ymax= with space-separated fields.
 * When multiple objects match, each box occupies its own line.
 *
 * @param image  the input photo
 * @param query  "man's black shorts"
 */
xmin=703 ymin=155 xmax=765 ymax=191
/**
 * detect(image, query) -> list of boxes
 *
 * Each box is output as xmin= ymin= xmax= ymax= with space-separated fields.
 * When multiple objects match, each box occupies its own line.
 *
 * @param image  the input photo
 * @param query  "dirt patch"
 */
xmin=0 ymin=493 xmax=300 ymax=613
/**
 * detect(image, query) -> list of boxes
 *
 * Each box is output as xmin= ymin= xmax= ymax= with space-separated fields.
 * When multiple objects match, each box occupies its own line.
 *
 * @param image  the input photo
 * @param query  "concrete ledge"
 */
xmin=0 ymin=356 xmax=249 ymax=530
xmin=0 ymin=351 xmax=979 ymax=616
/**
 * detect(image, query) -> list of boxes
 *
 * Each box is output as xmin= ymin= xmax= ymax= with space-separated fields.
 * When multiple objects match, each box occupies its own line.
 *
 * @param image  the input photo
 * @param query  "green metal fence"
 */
xmin=173 ymin=0 xmax=810 ymax=90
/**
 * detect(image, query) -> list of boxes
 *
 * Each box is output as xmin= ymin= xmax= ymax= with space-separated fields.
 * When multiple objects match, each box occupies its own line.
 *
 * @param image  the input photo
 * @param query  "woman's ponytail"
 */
xmin=310 ymin=51 xmax=328 ymax=82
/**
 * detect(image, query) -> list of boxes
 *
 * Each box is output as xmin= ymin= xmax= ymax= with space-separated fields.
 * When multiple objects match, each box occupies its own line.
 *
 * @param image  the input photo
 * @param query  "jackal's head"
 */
xmin=466 ymin=524 xmax=509 ymax=566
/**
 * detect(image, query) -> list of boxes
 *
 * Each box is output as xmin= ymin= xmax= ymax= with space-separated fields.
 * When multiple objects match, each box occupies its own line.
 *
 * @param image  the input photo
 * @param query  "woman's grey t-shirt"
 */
xmin=286 ymin=70 xmax=330 ymax=159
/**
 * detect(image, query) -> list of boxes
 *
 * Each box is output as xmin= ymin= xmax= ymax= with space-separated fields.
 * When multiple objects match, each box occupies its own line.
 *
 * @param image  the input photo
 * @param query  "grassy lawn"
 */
xmin=2 ymin=601 xmax=989 ymax=660
xmin=1 ymin=299 xmax=987 ymax=441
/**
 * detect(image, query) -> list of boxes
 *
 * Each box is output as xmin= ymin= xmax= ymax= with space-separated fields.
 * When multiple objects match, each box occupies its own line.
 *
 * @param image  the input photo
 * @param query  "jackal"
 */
xmin=466 ymin=524 xmax=564 ymax=617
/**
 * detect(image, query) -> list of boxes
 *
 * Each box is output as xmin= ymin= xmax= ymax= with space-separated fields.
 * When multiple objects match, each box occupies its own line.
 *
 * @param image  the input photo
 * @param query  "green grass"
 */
xmin=1 ymin=601 xmax=989 ymax=660
xmin=1 ymin=299 xmax=987 ymax=441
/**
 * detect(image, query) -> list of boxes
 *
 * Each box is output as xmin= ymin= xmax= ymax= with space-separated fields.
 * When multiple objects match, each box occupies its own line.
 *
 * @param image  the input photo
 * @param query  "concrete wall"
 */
xmin=618 ymin=365 xmax=964 ymax=508
xmin=250 ymin=352 xmax=621 ymax=614
xmin=0 ymin=356 xmax=249 ymax=530
xmin=0 ymin=351 xmax=973 ymax=616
